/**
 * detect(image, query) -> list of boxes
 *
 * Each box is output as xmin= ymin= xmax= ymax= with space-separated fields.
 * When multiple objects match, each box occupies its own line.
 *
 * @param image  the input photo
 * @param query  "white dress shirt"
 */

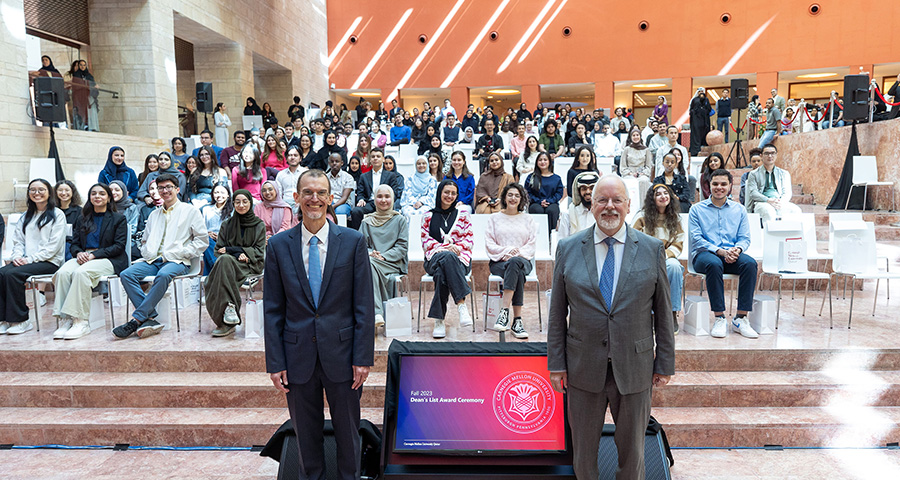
xmin=301 ymin=220 xmax=329 ymax=277
xmin=370 ymin=168 xmax=383 ymax=201
xmin=594 ymin=223 xmax=627 ymax=305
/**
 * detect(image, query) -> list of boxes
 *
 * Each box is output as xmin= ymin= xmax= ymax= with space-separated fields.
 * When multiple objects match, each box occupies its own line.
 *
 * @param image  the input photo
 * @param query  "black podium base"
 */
xmin=384 ymin=464 xmax=575 ymax=480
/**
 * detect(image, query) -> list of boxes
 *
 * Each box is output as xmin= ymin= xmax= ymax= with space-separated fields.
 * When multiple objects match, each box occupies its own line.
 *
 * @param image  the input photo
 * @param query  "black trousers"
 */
xmin=0 ymin=261 xmax=58 ymax=323
xmin=528 ymin=202 xmax=560 ymax=236
xmin=349 ymin=202 xmax=375 ymax=230
xmin=424 ymin=251 xmax=471 ymax=319
xmin=286 ymin=358 xmax=363 ymax=480
xmin=489 ymin=257 xmax=532 ymax=306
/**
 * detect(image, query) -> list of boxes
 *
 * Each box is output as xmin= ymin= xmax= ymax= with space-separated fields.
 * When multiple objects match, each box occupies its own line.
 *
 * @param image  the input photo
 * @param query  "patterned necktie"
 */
xmin=599 ymin=237 xmax=616 ymax=307
xmin=309 ymin=236 xmax=321 ymax=308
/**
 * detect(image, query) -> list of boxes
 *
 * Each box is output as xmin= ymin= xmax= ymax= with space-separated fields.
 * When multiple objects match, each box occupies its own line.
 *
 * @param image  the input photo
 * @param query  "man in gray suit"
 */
xmin=265 ymin=169 xmax=375 ymax=480
xmin=548 ymin=175 xmax=676 ymax=480
xmin=744 ymin=143 xmax=801 ymax=223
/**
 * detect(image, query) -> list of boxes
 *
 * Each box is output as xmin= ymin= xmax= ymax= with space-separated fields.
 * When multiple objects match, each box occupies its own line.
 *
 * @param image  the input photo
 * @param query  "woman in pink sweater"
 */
xmin=485 ymin=183 xmax=536 ymax=338
xmin=231 ymin=144 xmax=267 ymax=200
xmin=420 ymin=180 xmax=474 ymax=338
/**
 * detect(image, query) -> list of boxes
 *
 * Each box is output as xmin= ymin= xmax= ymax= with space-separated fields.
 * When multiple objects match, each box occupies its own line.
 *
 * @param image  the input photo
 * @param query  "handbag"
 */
xmin=243 ymin=299 xmax=265 ymax=339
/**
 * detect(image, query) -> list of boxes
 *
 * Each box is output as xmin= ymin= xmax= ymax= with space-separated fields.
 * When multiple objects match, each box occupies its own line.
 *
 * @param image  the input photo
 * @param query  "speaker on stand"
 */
xmin=32 ymin=76 xmax=68 ymax=181
xmin=725 ymin=78 xmax=749 ymax=168
xmin=842 ymin=74 xmax=870 ymax=122
xmin=196 ymin=82 xmax=213 ymax=131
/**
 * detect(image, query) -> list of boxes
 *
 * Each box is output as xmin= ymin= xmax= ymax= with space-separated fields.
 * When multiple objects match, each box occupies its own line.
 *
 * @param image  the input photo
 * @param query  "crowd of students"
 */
xmin=0 ymin=96 xmax=808 ymax=342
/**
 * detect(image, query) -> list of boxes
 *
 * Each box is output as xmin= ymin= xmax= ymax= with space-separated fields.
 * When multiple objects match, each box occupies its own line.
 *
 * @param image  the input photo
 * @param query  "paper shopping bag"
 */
xmin=383 ymin=297 xmax=412 ymax=337
xmin=243 ymin=299 xmax=265 ymax=339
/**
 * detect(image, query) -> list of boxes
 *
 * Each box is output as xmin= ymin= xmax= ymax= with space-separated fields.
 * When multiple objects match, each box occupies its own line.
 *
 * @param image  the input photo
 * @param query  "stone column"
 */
xmin=194 ymin=43 xmax=254 ymax=141
xmin=88 ymin=0 xmax=178 ymax=139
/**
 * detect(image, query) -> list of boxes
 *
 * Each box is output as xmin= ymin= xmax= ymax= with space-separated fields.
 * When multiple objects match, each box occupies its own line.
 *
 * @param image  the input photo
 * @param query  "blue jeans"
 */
xmin=758 ymin=129 xmax=777 ymax=148
xmin=716 ymin=117 xmax=730 ymax=143
xmin=203 ymin=237 xmax=217 ymax=276
xmin=334 ymin=202 xmax=352 ymax=216
xmin=822 ymin=120 xmax=844 ymax=129
xmin=692 ymin=251 xmax=757 ymax=313
xmin=666 ymin=258 xmax=684 ymax=312
xmin=120 ymin=258 xmax=189 ymax=322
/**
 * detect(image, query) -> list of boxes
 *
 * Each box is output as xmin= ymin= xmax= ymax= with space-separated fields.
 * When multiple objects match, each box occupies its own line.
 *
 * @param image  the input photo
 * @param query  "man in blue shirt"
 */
xmin=388 ymin=114 xmax=411 ymax=145
xmin=716 ymin=89 xmax=733 ymax=143
xmin=688 ymin=169 xmax=759 ymax=339
xmin=192 ymin=129 xmax=223 ymax=159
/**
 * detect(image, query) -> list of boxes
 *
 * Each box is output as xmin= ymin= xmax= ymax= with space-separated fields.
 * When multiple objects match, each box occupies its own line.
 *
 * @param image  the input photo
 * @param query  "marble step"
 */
xmin=2 ymin=406 xmax=898 ymax=448
xmin=0 ymin=371 xmax=388 ymax=409
xmin=2 ymin=370 xmax=898 ymax=409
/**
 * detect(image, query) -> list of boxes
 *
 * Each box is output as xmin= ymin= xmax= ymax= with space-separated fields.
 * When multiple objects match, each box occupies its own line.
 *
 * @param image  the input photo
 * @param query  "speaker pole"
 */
xmin=204 ymin=112 xmax=210 ymax=132
xmin=725 ymin=107 xmax=746 ymax=169
xmin=47 ymin=123 xmax=66 ymax=181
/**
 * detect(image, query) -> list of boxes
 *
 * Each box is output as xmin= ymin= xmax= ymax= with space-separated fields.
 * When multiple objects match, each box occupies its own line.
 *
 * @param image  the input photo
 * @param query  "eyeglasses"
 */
xmin=596 ymin=197 xmax=627 ymax=206
xmin=300 ymin=190 xmax=330 ymax=199
xmin=29 ymin=188 xmax=48 ymax=194
xmin=158 ymin=185 xmax=176 ymax=191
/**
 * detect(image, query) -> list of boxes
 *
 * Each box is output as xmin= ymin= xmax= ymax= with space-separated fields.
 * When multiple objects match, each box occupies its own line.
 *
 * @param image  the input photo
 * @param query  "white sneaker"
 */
xmin=63 ymin=319 xmax=91 ymax=340
xmin=223 ymin=304 xmax=240 ymax=325
xmin=53 ymin=317 xmax=74 ymax=340
xmin=493 ymin=308 xmax=511 ymax=332
xmin=510 ymin=317 xmax=528 ymax=339
xmin=458 ymin=303 xmax=473 ymax=327
xmin=39 ymin=292 xmax=47 ymax=307
xmin=732 ymin=317 xmax=759 ymax=339
xmin=374 ymin=314 xmax=385 ymax=327
xmin=0 ymin=322 xmax=8 ymax=334
xmin=710 ymin=316 xmax=727 ymax=338
xmin=7 ymin=320 xmax=34 ymax=335
xmin=432 ymin=318 xmax=446 ymax=338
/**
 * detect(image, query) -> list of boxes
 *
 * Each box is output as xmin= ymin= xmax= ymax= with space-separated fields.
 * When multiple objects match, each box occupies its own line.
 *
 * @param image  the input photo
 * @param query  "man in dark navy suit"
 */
xmin=264 ymin=169 xmax=375 ymax=480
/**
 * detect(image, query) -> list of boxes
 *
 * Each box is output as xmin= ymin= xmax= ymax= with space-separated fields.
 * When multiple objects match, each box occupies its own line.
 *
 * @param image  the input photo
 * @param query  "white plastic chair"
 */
xmin=685 ymin=214 xmax=739 ymax=314
xmin=823 ymin=222 xmax=900 ymax=328
xmin=130 ymin=256 xmax=203 ymax=332
xmin=828 ymin=212 xmax=888 ymax=298
xmin=845 ymin=156 xmax=894 ymax=212
xmin=760 ymin=220 xmax=831 ymax=328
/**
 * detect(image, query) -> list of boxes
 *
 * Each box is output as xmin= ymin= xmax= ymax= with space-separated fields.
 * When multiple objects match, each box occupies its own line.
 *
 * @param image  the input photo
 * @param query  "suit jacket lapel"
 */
xmin=317 ymin=222 xmax=342 ymax=306
xmin=97 ymin=211 xmax=111 ymax=241
xmin=611 ymin=226 xmax=639 ymax=309
xmin=288 ymin=225 xmax=315 ymax=306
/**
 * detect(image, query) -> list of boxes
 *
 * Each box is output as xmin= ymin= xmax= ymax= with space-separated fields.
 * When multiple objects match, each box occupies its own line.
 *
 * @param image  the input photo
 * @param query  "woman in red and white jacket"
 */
xmin=421 ymin=180 xmax=474 ymax=338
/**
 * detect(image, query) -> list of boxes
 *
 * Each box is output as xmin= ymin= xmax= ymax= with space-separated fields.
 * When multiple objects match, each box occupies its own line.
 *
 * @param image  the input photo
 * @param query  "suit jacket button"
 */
xmin=312 ymin=336 xmax=317 ymax=342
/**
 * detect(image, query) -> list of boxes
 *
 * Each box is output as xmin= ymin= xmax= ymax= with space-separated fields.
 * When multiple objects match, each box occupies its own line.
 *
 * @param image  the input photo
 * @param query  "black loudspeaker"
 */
xmin=730 ymin=78 xmax=749 ymax=109
xmin=843 ymin=74 xmax=870 ymax=121
xmin=33 ymin=76 xmax=67 ymax=123
xmin=196 ymin=82 xmax=213 ymax=113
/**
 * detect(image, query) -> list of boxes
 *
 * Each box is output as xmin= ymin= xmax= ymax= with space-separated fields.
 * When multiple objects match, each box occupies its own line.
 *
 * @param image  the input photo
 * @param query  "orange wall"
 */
xmin=327 ymin=0 xmax=900 ymax=97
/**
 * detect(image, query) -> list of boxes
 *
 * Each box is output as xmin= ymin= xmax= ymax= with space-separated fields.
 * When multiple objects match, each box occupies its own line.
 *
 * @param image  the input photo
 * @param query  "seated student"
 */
xmin=652 ymin=150 xmax=692 ymax=213
xmin=538 ymin=119 xmax=566 ymax=160
xmin=109 ymin=180 xmax=141 ymax=240
xmin=191 ymin=129 xmax=224 ymax=160
xmin=360 ymin=185 xmax=409 ymax=328
xmin=524 ymin=152 xmax=564 ymax=234
xmin=419 ymin=134 xmax=443 ymax=159
xmin=312 ymin=131 xmax=346 ymax=172
xmin=325 ymin=152 xmax=356 ymax=216
xmin=204 ymin=190 xmax=265 ymax=337
xmin=475 ymin=152 xmax=515 ymax=214
xmin=0 ymin=179 xmax=66 ymax=335
xmin=558 ymin=171 xmax=599 ymax=240
xmin=699 ymin=152 xmax=724 ymax=200
xmin=689 ymin=169 xmax=758 ymax=339
xmin=444 ymin=150 xmax=475 ymax=210
xmin=55 ymin=180 xmax=82 ymax=261
xmin=427 ymin=152 xmax=444 ymax=183
xmin=254 ymin=180 xmax=294 ymax=237
xmin=566 ymin=146 xmax=597 ymax=198
xmin=188 ymin=146 xmax=230 ymax=206
xmin=169 ymin=137 xmax=190 ymax=171
xmin=350 ymin=148 xmax=404 ymax=229
xmin=744 ymin=143 xmax=801 ymax=223
xmin=200 ymin=185 xmax=232 ymax=275
xmin=276 ymin=145 xmax=309 ymax=209
xmin=98 ymin=146 xmax=139 ymax=201
xmin=401 ymin=156 xmax=438 ymax=217
xmin=52 ymin=183 xmax=128 ymax=340
xmin=421 ymin=180 xmax=474 ymax=338
xmin=182 ymin=156 xmax=199 ymax=181
xmin=137 ymin=152 xmax=187 ymax=204
xmin=389 ymin=114 xmax=412 ymax=145
xmin=620 ymin=127 xmax=654 ymax=204
xmin=138 ymin=154 xmax=160 ymax=186
xmin=632 ymin=183 xmax=685 ymax=333
xmin=740 ymin=148 xmax=763 ymax=205
xmin=566 ymin=122 xmax=592 ymax=156
xmin=516 ymin=135 xmax=540 ymax=184
xmin=261 ymin=134 xmax=287 ymax=179
xmin=131 ymin=180 xmax=162 ymax=260
xmin=442 ymin=113 xmax=461 ymax=147
xmin=459 ymin=126 xmax=476 ymax=144
xmin=383 ymin=155 xmax=396 ymax=173
xmin=231 ymin=144 xmax=267 ymax=201
xmin=114 ymin=174 xmax=208 ymax=340
xmin=485 ymin=183 xmax=536 ymax=339
xmin=653 ymin=125 xmax=690 ymax=179
xmin=218 ymin=130 xmax=246 ymax=172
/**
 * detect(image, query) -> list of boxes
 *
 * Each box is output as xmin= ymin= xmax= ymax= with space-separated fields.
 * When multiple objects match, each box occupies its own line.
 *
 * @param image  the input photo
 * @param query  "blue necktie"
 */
xmin=309 ymin=236 xmax=322 ymax=308
xmin=599 ymin=237 xmax=616 ymax=308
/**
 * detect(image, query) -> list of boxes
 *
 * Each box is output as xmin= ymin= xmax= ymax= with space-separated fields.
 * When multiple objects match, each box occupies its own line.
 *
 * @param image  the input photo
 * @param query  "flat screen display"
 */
xmin=393 ymin=355 xmax=566 ymax=454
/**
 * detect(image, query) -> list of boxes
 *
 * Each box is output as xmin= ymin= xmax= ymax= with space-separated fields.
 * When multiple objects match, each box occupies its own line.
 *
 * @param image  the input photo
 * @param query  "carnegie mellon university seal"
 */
xmin=492 ymin=371 xmax=556 ymax=434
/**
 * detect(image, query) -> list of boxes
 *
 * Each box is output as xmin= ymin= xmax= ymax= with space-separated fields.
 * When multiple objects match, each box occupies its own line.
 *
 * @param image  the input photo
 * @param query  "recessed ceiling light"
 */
xmin=796 ymin=73 xmax=837 ymax=79
xmin=486 ymin=89 xmax=520 ymax=95
xmin=350 ymin=92 xmax=381 ymax=97
xmin=632 ymin=83 xmax=667 ymax=88
xmin=486 ymin=95 xmax=494 ymax=99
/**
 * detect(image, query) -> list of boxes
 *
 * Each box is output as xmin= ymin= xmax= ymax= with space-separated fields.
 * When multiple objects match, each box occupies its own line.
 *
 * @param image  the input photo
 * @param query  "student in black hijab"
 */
xmin=39 ymin=55 xmax=61 ymax=76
